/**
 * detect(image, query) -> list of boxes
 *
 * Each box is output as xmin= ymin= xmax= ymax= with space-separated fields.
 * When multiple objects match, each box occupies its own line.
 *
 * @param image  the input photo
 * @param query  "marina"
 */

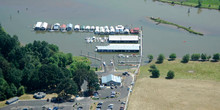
xmin=33 ymin=22 xmax=139 ymax=35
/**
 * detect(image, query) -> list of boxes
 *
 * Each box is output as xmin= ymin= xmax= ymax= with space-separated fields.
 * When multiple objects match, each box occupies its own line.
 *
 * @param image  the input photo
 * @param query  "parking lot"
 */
xmin=1 ymin=64 xmax=133 ymax=110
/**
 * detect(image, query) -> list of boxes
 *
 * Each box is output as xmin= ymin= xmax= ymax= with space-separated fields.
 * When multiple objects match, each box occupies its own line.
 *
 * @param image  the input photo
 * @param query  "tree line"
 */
xmin=0 ymin=25 xmax=99 ymax=101
xmin=147 ymin=53 xmax=220 ymax=64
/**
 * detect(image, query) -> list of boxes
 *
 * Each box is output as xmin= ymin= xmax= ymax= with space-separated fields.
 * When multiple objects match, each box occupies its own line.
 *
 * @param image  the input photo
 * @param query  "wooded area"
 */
xmin=0 ymin=24 xmax=99 ymax=101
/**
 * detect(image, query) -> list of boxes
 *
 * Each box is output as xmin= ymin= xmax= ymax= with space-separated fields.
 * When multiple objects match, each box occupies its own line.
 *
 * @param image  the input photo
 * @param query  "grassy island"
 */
xmin=149 ymin=17 xmax=204 ymax=36
xmin=155 ymin=0 xmax=220 ymax=10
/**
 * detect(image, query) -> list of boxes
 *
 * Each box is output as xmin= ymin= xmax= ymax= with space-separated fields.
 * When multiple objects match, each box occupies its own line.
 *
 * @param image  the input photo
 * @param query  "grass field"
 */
xmin=156 ymin=0 xmax=220 ymax=10
xmin=128 ymin=60 xmax=220 ymax=110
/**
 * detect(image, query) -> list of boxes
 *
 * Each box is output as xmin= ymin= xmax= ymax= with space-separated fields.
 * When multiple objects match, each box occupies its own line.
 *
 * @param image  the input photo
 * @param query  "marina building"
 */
xmin=96 ymin=44 xmax=140 ymax=52
xmin=101 ymin=74 xmax=121 ymax=86
xmin=108 ymin=35 xmax=139 ymax=43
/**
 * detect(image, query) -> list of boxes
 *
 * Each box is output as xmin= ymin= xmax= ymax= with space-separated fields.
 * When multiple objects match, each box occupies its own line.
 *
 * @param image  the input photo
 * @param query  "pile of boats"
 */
xmin=33 ymin=22 xmax=140 ymax=35
xmin=85 ymin=36 xmax=108 ymax=43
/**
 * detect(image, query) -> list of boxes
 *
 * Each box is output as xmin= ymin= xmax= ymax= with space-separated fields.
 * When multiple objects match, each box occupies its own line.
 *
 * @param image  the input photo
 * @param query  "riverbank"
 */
xmin=148 ymin=17 xmax=204 ymax=36
xmin=155 ymin=0 xmax=220 ymax=10
xmin=128 ymin=60 xmax=220 ymax=110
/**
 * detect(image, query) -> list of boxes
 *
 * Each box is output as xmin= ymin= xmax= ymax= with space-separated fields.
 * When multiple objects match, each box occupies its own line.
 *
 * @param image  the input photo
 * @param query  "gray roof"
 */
xmin=102 ymin=74 xmax=121 ymax=84
xmin=96 ymin=44 xmax=140 ymax=51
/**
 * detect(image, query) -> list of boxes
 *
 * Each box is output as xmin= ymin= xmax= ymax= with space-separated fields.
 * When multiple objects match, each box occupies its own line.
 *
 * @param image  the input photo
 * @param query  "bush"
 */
xmin=166 ymin=70 xmax=175 ymax=79
xmin=17 ymin=86 xmax=25 ymax=96
xmin=156 ymin=54 xmax=165 ymax=64
xmin=182 ymin=54 xmax=190 ymax=63
xmin=191 ymin=53 xmax=200 ymax=61
xmin=151 ymin=69 xmax=160 ymax=78
xmin=169 ymin=53 xmax=176 ymax=60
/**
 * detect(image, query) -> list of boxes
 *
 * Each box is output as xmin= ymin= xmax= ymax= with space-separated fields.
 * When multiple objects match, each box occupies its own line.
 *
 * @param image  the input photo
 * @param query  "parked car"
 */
xmin=108 ymin=104 xmax=114 ymax=109
xmin=122 ymin=72 xmax=129 ymax=75
xmin=120 ymin=106 xmax=124 ymax=110
xmin=77 ymin=106 xmax=83 ymax=110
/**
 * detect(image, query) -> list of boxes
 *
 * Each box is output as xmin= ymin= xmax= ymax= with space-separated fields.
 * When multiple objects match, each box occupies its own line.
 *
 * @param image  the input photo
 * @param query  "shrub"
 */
xmin=201 ymin=53 xmax=207 ymax=61
xmin=147 ymin=54 xmax=153 ymax=62
xmin=166 ymin=70 xmax=175 ymax=79
xmin=212 ymin=53 xmax=220 ymax=62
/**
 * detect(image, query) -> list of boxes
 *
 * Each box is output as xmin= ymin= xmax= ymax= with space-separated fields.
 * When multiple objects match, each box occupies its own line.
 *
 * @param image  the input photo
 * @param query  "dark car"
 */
xmin=77 ymin=106 xmax=83 ymax=110
xmin=120 ymin=106 xmax=124 ymax=110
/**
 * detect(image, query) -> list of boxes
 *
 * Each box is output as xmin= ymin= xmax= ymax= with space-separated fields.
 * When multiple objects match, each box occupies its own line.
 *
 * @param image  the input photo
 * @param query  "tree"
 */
xmin=169 ymin=53 xmax=176 ymax=61
xmin=212 ymin=53 xmax=220 ymax=62
xmin=86 ymin=70 xmax=100 ymax=95
xmin=0 ymin=78 xmax=9 ymax=100
xmin=156 ymin=54 xmax=165 ymax=64
xmin=57 ymin=78 xmax=78 ymax=96
xmin=166 ymin=70 xmax=175 ymax=79
xmin=151 ymin=69 xmax=160 ymax=78
xmin=197 ymin=0 xmax=202 ymax=8
xmin=191 ymin=53 xmax=200 ymax=61
xmin=182 ymin=54 xmax=190 ymax=63
xmin=17 ymin=86 xmax=25 ymax=96
xmin=218 ymin=5 xmax=220 ymax=10
xmin=201 ymin=53 xmax=207 ymax=61
xmin=10 ymin=83 xmax=17 ymax=96
xmin=147 ymin=54 xmax=153 ymax=62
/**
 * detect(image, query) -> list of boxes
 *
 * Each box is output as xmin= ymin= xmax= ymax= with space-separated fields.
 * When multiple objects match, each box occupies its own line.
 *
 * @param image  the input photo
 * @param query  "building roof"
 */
xmin=35 ymin=22 xmax=42 ymax=28
xmin=102 ymin=74 xmax=121 ymax=84
xmin=109 ymin=35 xmax=138 ymax=41
xmin=96 ymin=44 xmax=140 ymax=51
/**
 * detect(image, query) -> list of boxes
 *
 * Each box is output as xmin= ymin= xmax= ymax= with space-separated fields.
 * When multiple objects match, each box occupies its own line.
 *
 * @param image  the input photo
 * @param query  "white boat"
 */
xmin=115 ymin=25 xmax=124 ymax=34
xmin=92 ymin=36 xmax=96 ymax=39
xmin=85 ymin=26 xmax=90 ymax=31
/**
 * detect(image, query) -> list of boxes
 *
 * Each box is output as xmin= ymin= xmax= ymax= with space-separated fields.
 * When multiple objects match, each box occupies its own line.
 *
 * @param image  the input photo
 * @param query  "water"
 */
xmin=0 ymin=0 xmax=220 ymax=68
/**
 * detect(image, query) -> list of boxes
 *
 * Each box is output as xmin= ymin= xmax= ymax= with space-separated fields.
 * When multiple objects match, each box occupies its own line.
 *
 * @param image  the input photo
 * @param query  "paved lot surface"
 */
xmin=2 ymin=64 xmax=133 ymax=110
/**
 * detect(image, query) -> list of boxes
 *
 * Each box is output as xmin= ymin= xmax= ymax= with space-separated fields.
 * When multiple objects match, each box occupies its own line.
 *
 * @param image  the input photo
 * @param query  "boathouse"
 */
xmin=108 ymin=35 xmax=139 ymax=43
xmin=40 ymin=22 xmax=48 ymax=30
xmin=34 ymin=22 xmax=42 ymax=30
xmin=96 ymin=44 xmax=140 ymax=52
xmin=66 ymin=23 xmax=73 ymax=31
xmin=53 ymin=23 xmax=60 ymax=30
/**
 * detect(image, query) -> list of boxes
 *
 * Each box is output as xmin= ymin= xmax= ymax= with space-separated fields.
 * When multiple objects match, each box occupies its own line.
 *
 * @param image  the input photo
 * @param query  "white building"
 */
xmin=101 ymin=74 xmax=121 ymax=86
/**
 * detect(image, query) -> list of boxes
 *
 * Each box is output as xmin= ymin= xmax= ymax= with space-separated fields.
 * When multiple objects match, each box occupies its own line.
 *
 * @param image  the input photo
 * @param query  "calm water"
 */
xmin=0 ymin=0 xmax=220 ymax=67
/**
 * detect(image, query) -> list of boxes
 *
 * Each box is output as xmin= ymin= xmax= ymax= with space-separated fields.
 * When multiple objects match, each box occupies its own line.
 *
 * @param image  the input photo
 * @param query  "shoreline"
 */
xmin=148 ymin=17 xmax=204 ymax=36
xmin=155 ymin=0 xmax=220 ymax=10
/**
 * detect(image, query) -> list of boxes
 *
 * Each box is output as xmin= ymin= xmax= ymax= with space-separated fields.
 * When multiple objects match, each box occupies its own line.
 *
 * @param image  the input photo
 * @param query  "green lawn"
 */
xmin=157 ymin=0 xmax=220 ymax=10
xmin=138 ymin=59 xmax=220 ymax=81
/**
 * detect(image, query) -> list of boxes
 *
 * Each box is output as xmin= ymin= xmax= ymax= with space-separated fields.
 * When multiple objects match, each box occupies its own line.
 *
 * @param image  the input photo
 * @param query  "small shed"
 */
xmin=6 ymin=97 xmax=19 ymax=104
xmin=101 ymin=74 xmax=121 ymax=86
xmin=66 ymin=23 xmax=73 ymax=31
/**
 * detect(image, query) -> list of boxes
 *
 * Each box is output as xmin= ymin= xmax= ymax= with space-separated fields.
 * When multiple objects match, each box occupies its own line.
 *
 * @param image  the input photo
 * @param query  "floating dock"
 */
xmin=109 ymin=35 xmax=139 ymax=43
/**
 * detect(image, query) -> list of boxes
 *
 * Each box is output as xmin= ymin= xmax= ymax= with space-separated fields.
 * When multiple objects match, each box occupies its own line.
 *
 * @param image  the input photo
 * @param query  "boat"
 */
xmin=60 ymin=24 xmax=67 ymax=32
xmin=130 ymin=27 xmax=140 ymax=34
xmin=91 ymin=26 xmax=95 ymax=31
xmin=95 ymin=26 xmax=100 ymax=34
xmin=74 ymin=24 xmax=80 ymax=31
xmin=124 ymin=29 xmax=130 ymax=34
